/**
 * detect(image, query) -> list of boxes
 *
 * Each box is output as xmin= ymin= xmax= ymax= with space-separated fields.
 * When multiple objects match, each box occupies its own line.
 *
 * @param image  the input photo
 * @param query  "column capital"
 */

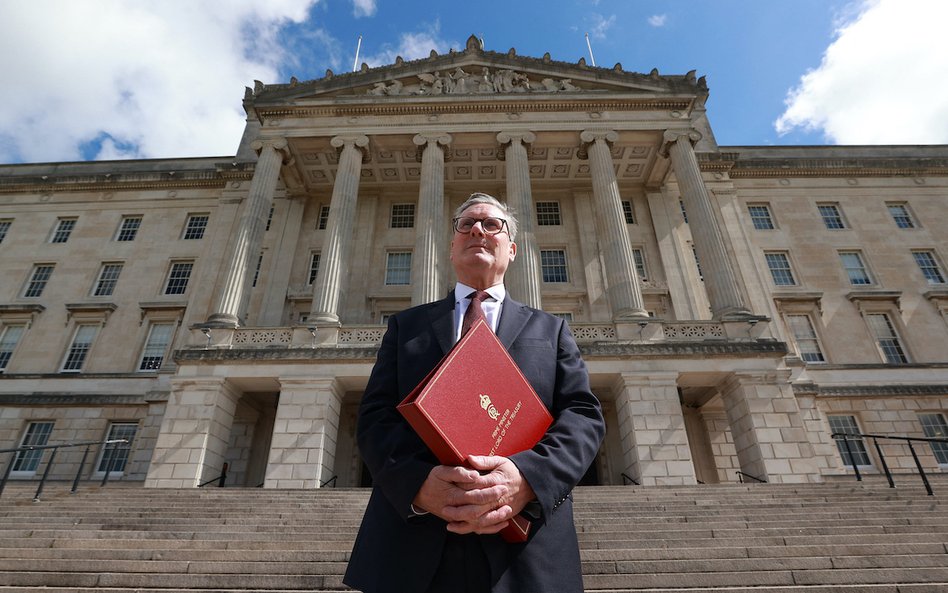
xmin=578 ymin=129 xmax=618 ymax=159
xmin=251 ymin=137 xmax=290 ymax=162
xmin=331 ymin=134 xmax=370 ymax=161
xmin=412 ymin=132 xmax=452 ymax=162
xmin=496 ymin=131 xmax=535 ymax=161
xmin=659 ymin=129 xmax=702 ymax=157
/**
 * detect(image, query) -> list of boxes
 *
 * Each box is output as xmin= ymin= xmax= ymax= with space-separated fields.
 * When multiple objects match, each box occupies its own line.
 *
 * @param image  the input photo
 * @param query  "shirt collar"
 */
xmin=454 ymin=282 xmax=506 ymax=305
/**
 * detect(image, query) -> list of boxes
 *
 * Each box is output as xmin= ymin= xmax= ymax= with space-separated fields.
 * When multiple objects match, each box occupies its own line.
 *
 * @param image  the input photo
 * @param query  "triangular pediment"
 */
xmin=248 ymin=34 xmax=706 ymax=107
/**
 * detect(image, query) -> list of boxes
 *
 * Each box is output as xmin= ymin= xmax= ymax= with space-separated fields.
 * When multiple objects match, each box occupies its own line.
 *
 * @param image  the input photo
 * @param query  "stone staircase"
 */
xmin=0 ymin=479 xmax=946 ymax=592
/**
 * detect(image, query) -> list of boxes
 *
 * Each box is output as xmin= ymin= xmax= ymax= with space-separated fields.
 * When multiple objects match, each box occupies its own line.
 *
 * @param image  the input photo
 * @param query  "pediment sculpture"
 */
xmin=367 ymin=67 xmax=580 ymax=96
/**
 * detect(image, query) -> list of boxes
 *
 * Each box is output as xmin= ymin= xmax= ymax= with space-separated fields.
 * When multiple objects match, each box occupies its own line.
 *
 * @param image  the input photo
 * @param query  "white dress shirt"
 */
xmin=453 ymin=282 xmax=506 ymax=342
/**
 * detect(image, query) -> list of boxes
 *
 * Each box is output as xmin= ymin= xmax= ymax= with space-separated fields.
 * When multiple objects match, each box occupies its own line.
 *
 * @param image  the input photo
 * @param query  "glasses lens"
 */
xmin=456 ymin=218 xmax=474 ymax=232
xmin=482 ymin=218 xmax=503 ymax=233
xmin=454 ymin=217 xmax=506 ymax=234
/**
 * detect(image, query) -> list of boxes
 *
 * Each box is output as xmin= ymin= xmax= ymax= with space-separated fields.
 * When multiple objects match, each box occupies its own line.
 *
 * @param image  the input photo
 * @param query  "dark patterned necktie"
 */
xmin=461 ymin=290 xmax=490 ymax=337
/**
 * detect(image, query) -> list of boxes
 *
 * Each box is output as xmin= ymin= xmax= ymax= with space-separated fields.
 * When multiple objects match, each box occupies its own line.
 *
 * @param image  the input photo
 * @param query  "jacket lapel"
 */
xmin=427 ymin=292 xmax=456 ymax=355
xmin=497 ymin=297 xmax=532 ymax=349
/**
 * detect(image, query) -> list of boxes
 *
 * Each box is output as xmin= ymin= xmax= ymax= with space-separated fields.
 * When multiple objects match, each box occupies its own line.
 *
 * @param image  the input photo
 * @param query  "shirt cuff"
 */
xmin=409 ymin=503 xmax=430 ymax=517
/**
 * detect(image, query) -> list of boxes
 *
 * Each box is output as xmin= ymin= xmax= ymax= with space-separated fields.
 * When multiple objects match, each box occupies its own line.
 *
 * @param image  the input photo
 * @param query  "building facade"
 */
xmin=2 ymin=37 xmax=947 ymax=490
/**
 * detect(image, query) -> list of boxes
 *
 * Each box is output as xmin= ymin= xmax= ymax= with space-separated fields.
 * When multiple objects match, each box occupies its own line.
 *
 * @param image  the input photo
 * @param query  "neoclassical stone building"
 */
xmin=1 ymin=37 xmax=947 ymax=490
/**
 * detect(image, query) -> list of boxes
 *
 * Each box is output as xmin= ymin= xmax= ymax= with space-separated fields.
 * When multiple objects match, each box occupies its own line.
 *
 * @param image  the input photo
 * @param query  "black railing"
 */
xmin=620 ymin=472 xmax=639 ymax=486
xmin=198 ymin=462 xmax=228 ymax=488
xmin=736 ymin=471 xmax=767 ymax=483
xmin=0 ymin=439 xmax=128 ymax=501
xmin=832 ymin=432 xmax=948 ymax=496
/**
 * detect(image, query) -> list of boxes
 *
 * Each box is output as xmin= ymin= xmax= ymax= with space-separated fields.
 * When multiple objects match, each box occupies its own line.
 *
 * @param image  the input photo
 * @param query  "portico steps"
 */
xmin=0 ymin=480 xmax=945 ymax=592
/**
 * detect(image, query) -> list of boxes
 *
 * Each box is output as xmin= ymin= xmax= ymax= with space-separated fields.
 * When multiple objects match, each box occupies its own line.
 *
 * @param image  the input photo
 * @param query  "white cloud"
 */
xmin=362 ymin=22 xmax=458 ymax=67
xmin=588 ymin=13 xmax=616 ymax=40
xmin=775 ymin=0 xmax=948 ymax=144
xmin=648 ymin=14 xmax=668 ymax=27
xmin=352 ymin=0 xmax=377 ymax=17
xmin=0 ymin=0 xmax=319 ymax=163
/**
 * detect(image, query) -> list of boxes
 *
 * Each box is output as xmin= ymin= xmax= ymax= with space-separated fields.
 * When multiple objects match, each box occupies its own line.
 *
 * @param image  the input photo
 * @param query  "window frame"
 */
xmin=23 ymin=264 xmax=55 ymax=298
xmin=95 ymin=422 xmax=139 ymax=477
xmin=621 ymin=200 xmax=635 ymax=224
xmin=828 ymin=415 xmax=873 ymax=469
xmin=839 ymin=251 xmax=873 ymax=286
xmin=308 ymin=252 xmax=321 ymax=285
xmin=181 ymin=213 xmax=209 ymax=240
xmin=163 ymin=260 xmax=194 ymax=296
xmin=764 ymin=251 xmax=797 ymax=286
xmin=11 ymin=421 xmax=55 ymax=476
xmin=390 ymin=203 xmax=416 ymax=229
xmin=912 ymin=250 xmax=946 ymax=285
xmin=865 ymin=312 xmax=909 ymax=364
xmin=317 ymin=205 xmax=330 ymax=230
xmin=49 ymin=217 xmax=77 ymax=243
xmin=92 ymin=262 xmax=124 ymax=297
xmin=784 ymin=313 xmax=826 ymax=363
xmin=631 ymin=247 xmax=648 ymax=282
xmin=747 ymin=203 xmax=776 ymax=230
xmin=918 ymin=413 xmax=948 ymax=466
xmin=540 ymin=248 xmax=569 ymax=283
xmin=60 ymin=324 xmax=99 ymax=373
xmin=886 ymin=202 xmax=916 ymax=229
xmin=817 ymin=203 xmax=847 ymax=230
xmin=0 ymin=219 xmax=12 ymax=244
xmin=535 ymin=201 xmax=562 ymax=226
xmin=114 ymin=216 xmax=142 ymax=242
xmin=0 ymin=324 xmax=26 ymax=373
xmin=384 ymin=251 xmax=412 ymax=286
xmin=138 ymin=322 xmax=176 ymax=372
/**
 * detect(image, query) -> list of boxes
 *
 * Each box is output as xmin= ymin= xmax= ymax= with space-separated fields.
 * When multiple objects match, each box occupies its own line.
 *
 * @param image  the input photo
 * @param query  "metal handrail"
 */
xmin=832 ymin=432 xmax=948 ymax=496
xmin=0 ymin=439 xmax=128 ymax=501
xmin=198 ymin=462 xmax=228 ymax=488
xmin=620 ymin=472 xmax=639 ymax=486
xmin=736 ymin=471 xmax=767 ymax=483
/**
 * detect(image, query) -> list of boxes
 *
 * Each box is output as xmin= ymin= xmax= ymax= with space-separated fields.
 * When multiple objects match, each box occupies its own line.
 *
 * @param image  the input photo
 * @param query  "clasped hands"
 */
xmin=412 ymin=455 xmax=535 ymax=534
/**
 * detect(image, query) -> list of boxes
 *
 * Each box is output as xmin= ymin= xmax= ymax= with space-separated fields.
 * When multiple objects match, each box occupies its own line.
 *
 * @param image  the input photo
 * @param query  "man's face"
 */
xmin=450 ymin=202 xmax=517 ymax=288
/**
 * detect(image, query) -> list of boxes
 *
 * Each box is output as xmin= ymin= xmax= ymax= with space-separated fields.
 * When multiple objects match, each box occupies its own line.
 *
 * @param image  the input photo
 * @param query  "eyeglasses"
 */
xmin=452 ymin=216 xmax=508 ymax=235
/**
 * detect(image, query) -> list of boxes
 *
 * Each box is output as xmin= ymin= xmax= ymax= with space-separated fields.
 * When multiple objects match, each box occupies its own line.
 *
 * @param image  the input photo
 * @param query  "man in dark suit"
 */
xmin=344 ymin=193 xmax=605 ymax=593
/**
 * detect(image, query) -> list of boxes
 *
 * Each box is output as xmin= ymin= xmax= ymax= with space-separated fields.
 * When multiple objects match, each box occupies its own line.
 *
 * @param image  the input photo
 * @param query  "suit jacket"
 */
xmin=344 ymin=293 xmax=605 ymax=593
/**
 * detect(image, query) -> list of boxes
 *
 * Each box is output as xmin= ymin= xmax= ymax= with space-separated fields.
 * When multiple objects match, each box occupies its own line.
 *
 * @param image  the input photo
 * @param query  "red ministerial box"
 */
xmin=397 ymin=318 xmax=553 ymax=543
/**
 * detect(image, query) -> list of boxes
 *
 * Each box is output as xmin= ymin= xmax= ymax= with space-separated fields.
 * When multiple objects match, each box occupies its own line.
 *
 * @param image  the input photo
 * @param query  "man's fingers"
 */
xmin=466 ymin=455 xmax=505 ymax=471
xmin=431 ymin=464 xmax=480 ymax=484
xmin=447 ymin=484 xmax=507 ymax=507
xmin=445 ymin=504 xmax=514 ymax=534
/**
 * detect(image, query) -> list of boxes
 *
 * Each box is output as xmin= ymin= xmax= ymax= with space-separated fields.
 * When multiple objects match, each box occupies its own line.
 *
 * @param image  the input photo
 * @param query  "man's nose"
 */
xmin=469 ymin=220 xmax=487 ymax=236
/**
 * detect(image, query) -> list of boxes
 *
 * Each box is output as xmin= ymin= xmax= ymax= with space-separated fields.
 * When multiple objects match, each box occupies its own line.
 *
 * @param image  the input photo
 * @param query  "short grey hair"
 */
xmin=453 ymin=192 xmax=519 ymax=241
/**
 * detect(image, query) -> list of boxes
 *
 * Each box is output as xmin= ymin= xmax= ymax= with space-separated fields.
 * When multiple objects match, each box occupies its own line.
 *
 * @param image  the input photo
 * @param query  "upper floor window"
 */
xmin=49 ymin=218 xmax=77 ymax=243
xmin=317 ymin=205 xmax=330 ymax=230
xmin=818 ymin=203 xmax=847 ymax=229
xmin=92 ymin=263 xmax=123 ymax=297
xmin=164 ymin=261 xmax=194 ymax=295
xmin=748 ymin=204 xmax=775 ymax=230
xmin=621 ymin=200 xmax=635 ymax=224
xmin=765 ymin=252 xmax=796 ymax=286
xmin=61 ymin=324 xmax=98 ymax=372
xmin=138 ymin=322 xmax=175 ymax=371
xmin=252 ymin=252 xmax=264 ymax=287
xmin=115 ymin=216 xmax=142 ymax=241
xmin=0 ymin=324 xmax=26 ymax=372
xmin=0 ymin=219 xmax=12 ymax=244
xmin=839 ymin=251 xmax=872 ymax=285
xmin=632 ymin=248 xmax=648 ymax=281
xmin=385 ymin=252 xmax=412 ymax=286
xmin=536 ymin=202 xmax=561 ymax=226
xmin=11 ymin=422 xmax=54 ymax=474
xmin=308 ymin=252 xmax=321 ymax=285
xmin=680 ymin=200 xmax=688 ymax=224
xmin=24 ymin=264 xmax=54 ymax=298
xmin=866 ymin=313 xmax=908 ymax=364
xmin=913 ymin=251 xmax=946 ymax=284
xmin=691 ymin=244 xmax=702 ymax=281
xmin=390 ymin=203 xmax=415 ymax=228
xmin=182 ymin=214 xmax=209 ymax=240
xmin=828 ymin=415 xmax=872 ymax=467
xmin=266 ymin=206 xmax=274 ymax=231
xmin=918 ymin=413 xmax=948 ymax=465
xmin=785 ymin=314 xmax=825 ymax=363
xmin=887 ymin=203 xmax=916 ymax=229
xmin=540 ymin=249 xmax=569 ymax=283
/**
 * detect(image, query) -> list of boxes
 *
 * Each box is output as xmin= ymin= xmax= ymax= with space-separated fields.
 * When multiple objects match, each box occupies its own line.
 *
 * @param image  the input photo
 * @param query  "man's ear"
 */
xmin=509 ymin=241 xmax=517 ymax=261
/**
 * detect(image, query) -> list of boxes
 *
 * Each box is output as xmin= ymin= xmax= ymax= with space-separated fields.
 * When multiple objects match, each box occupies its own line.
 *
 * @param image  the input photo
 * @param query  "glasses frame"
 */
xmin=452 ymin=216 xmax=509 ymax=236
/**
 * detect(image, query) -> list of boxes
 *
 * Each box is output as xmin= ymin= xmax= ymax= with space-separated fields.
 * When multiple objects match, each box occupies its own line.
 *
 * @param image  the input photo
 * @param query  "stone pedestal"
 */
xmin=144 ymin=378 xmax=241 ymax=488
xmin=411 ymin=133 xmax=451 ymax=306
xmin=498 ymin=131 xmax=542 ymax=309
xmin=264 ymin=378 xmax=343 ymax=489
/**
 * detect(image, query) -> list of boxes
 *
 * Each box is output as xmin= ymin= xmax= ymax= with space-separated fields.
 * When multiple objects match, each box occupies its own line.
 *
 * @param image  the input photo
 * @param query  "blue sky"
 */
xmin=1 ymin=0 xmax=946 ymax=164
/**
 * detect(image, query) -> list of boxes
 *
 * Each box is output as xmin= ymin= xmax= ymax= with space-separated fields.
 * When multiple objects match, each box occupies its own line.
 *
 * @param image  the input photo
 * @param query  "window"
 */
xmin=390 ymin=203 xmax=415 ymax=228
xmin=786 ymin=315 xmax=825 ymax=363
xmin=536 ymin=201 xmax=561 ymax=226
xmin=115 ymin=216 xmax=141 ymax=241
xmin=913 ymin=251 xmax=946 ymax=284
xmin=918 ymin=414 xmax=948 ymax=465
xmin=252 ymin=252 xmax=263 ymax=288
xmin=49 ymin=218 xmax=77 ymax=243
xmin=139 ymin=323 xmax=174 ymax=371
xmin=866 ymin=313 xmax=908 ymax=364
xmin=828 ymin=415 xmax=872 ymax=467
xmin=164 ymin=261 xmax=194 ymax=295
xmin=266 ymin=206 xmax=274 ymax=232
xmin=92 ymin=263 xmax=123 ymax=297
xmin=748 ymin=204 xmax=775 ymax=230
xmin=24 ymin=264 xmax=54 ymax=297
xmin=182 ymin=214 xmax=209 ymax=240
xmin=0 ymin=219 xmax=11 ymax=243
xmin=308 ymin=252 xmax=321 ymax=285
xmin=551 ymin=312 xmax=573 ymax=322
xmin=621 ymin=201 xmax=635 ymax=224
xmin=385 ymin=252 xmax=412 ymax=285
xmin=61 ymin=325 xmax=97 ymax=372
xmin=97 ymin=423 xmax=138 ymax=475
xmin=0 ymin=324 xmax=25 ymax=372
xmin=540 ymin=249 xmax=569 ymax=283
xmin=679 ymin=200 xmax=688 ymax=224
xmin=317 ymin=205 xmax=330 ymax=230
xmin=887 ymin=203 xmax=915 ymax=229
xmin=839 ymin=252 xmax=872 ymax=285
xmin=11 ymin=422 xmax=54 ymax=474
xmin=632 ymin=248 xmax=648 ymax=281
xmin=818 ymin=203 xmax=846 ymax=229
xmin=691 ymin=244 xmax=703 ymax=281
xmin=765 ymin=252 xmax=796 ymax=286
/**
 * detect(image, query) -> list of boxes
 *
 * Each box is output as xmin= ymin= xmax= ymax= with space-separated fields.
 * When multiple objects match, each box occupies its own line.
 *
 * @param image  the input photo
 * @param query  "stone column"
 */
xmin=310 ymin=135 xmax=369 ymax=324
xmin=580 ymin=130 xmax=648 ymax=320
xmin=613 ymin=372 xmax=696 ymax=485
xmin=144 ymin=377 xmax=241 ymax=488
xmin=206 ymin=138 xmax=289 ymax=327
xmin=719 ymin=371 xmax=821 ymax=483
xmin=258 ymin=195 xmax=306 ymax=326
xmin=265 ymin=378 xmax=344 ymax=489
xmin=411 ymin=133 xmax=451 ymax=306
xmin=662 ymin=131 xmax=750 ymax=319
xmin=498 ymin=131 xmax=541 ymax=309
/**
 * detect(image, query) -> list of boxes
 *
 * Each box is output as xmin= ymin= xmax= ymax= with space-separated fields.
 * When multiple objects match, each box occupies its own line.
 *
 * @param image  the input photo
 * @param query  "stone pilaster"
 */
xmin=498 ymin=131 xmax=541 ymax=309
xmin=265 ymin=378 xmax=344 ymax=489
xmin=258 ymin=195 xmax=306 ymax=326
xmin=662 ymin=131 xmax=750 ymax=319
xmin=206 ymin=138 xmax=288 ymax=327
xmin=613 ymin=372 xmax=696 ymax=485
xmin=580 ymin=130 xmax=648 ymax=320
xmin=144 ymin=378 xmax=241 ymax=488
xmin=719 ymin=371 xmax=821 ymax=483
xmin=310 ymin=135 xmax=369 ymax=324
xmin=411 ymin=133 xmax=451 ymax=306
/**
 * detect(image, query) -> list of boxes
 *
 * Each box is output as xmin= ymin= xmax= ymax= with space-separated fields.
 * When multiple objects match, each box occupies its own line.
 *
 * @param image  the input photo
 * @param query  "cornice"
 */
xmin=0 ymin=163 xmax=253 ymax=195
xmin=697 ymin=152 xmax=948 ymax=178
xmin=0 ymin=393 xmax=146 ymax=405
xmin=794 ymin=383 xmax=948 ymax=397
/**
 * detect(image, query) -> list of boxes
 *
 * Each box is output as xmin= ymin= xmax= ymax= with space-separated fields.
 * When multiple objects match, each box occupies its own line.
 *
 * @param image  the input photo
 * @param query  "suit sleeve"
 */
xmin=509 ymin=319 xmax=605 ymax=522
xmin=356 ymin=315 xmax=438 ymax=520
